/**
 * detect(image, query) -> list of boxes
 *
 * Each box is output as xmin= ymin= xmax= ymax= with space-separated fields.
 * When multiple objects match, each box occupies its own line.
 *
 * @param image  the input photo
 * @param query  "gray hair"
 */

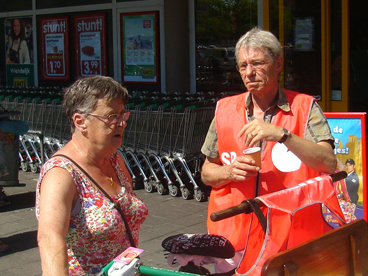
xmin=235 ymin=27 xmax=282 ymax=63
xmin=63 ymin=76 xmax=129 ymax=132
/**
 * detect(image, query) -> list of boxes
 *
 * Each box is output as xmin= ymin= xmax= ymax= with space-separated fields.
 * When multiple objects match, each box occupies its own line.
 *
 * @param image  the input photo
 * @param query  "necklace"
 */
xmin=72 ymin=139 xmax=117 ymax=189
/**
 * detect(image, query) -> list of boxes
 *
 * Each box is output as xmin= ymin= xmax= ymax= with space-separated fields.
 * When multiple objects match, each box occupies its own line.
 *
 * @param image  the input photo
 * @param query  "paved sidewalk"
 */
xmin=0 ymin=170 xmax=209 ymax=275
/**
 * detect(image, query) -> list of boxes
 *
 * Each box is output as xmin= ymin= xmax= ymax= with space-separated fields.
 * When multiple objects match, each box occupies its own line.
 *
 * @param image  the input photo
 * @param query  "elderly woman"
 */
xmin=36 ymin=76 xmax=148 ymax=275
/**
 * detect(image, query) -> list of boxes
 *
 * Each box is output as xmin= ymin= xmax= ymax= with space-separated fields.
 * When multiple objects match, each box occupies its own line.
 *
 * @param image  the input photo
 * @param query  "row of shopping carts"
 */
xmin=114 ymin=91 xmax=221 ymax=201
xmin=1 ymin=88 xmax=224 ymax=202
xmin=122 ymin=103 xmax=215 ymax=201
xmin=0 ymin=88 xmax=70 ymax=175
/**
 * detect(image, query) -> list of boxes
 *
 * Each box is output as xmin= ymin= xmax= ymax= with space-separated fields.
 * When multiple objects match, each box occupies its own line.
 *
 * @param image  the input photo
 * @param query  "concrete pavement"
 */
xmin=0 ymin=170 xmax=209 ymax=275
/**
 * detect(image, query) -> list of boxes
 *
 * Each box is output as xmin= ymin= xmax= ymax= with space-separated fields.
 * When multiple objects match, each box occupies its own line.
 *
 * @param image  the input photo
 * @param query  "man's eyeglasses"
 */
xmin=88 ymin=112 xmax=130 ymax=125
xmin=236 ymin=61 xmax=267 ymax=73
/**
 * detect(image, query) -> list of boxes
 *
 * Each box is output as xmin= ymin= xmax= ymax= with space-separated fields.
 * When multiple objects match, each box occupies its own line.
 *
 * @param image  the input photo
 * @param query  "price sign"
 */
xmin=40 ymin=17 xmax=70 ymax=80
xmin=74 ymin=14 xmax=107 ymax=77
xmin=47 ymin=53 xmax=64 ymax=75
xmin=82 ymin=60 xmax=101 ymax=75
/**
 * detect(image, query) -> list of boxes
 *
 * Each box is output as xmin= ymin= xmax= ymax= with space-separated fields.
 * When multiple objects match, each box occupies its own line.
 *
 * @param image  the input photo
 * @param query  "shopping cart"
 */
xmin=120 ymin=97 xmax=215 ymax=201
xmin=1 ymin=89 xmax=69 ymax=173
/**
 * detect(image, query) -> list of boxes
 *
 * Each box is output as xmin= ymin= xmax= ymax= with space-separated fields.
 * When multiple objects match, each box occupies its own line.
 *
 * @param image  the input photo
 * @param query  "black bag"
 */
xmin=162 ymin=233 xmax=235 ymax=259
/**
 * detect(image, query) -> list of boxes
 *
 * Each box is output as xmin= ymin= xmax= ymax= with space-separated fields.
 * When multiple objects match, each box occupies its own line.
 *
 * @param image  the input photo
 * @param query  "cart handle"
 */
xmin=98 ymin=261 xmax=201 ymax=276
xmin=210 ymin=171 xmax=347 ymax=222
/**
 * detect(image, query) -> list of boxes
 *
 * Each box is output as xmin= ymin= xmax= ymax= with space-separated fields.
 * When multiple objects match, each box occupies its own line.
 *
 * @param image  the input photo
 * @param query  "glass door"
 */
xmin=269 ymin=0 xmax=322 ymax=100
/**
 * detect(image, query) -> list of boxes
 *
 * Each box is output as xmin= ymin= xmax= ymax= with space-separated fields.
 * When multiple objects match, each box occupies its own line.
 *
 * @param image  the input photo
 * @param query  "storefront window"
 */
xmin=270 ymin=0 xmax=322 ymax=99
xmin=195 ymin=0 xmax=257 ymax=93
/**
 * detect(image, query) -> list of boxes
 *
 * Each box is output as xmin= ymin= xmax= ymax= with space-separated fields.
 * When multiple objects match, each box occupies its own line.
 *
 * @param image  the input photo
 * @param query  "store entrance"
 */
xmin=269 ymin=0 xmax=322 ymax=100
xmin=270 ymin=0 xmax=368 ymax=112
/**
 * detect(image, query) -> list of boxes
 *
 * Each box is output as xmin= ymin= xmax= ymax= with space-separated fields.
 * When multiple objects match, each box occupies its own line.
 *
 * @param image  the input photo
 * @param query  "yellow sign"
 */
xmin=13 ymin=78 xmax=28 ymax=87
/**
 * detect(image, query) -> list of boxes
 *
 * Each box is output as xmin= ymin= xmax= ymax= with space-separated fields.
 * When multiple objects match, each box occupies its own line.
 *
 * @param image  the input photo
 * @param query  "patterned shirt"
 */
xmin=35 ymin=152 xmax=148 ymax=275
xmin=201 ymin=88 xmax=334 ymax=158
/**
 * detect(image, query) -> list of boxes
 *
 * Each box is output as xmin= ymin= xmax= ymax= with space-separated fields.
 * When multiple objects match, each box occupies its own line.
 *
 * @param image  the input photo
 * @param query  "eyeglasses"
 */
xmin=88 ymin=111 xmax=130 ymax=124
xmin=236 ymin=61 xmax=267 ymax=73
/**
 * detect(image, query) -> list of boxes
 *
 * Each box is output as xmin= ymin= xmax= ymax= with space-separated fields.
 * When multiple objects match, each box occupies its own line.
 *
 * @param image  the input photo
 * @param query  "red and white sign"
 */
xmin=40 ymin=16 xmax=70 ymax=80
xmin=74 ymin=14 xmax=107 ymax=78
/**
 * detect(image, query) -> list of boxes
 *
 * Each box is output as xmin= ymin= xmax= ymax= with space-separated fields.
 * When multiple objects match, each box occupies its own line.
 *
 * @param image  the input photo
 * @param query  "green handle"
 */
xmin=99 ymin=262 xmax=201 ymax=276
xmin=139 ymin=265 xmax=200 ymax=276
xmin=98 ymin=260 xmax=114 ymax=276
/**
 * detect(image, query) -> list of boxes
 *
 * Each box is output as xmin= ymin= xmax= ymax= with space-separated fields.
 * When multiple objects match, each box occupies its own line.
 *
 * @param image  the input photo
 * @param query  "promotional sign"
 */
xmin=294 ymin=17 xmax=314 ymax=51
xmin=5 ymin=17 xmax=34 ymax=86
xmin=74 ymin=14 xmax=107 ymax=78
xmin=323 ymin=112 xmax=367 ymax=225
xmin=121 ymin=11 xmax=159 ymax=84
xmin=40 ymin=16 xmax=70 ymax=80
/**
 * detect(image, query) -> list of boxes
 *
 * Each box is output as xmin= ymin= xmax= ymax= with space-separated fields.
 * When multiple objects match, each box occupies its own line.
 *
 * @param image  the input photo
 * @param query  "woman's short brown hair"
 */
xmin=63 ymin=76 xmax=129 ymax=132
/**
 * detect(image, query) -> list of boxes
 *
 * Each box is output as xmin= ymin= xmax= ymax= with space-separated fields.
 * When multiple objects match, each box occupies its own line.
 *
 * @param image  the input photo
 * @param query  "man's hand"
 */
xmin=238 ymin=119 xmax=284 ymax=147
xmin=201 ymin=156 xmax=260 ymax=188
xmin=238 ymin=120 xmax=336 ymax=174
xmin=224 ymin=155 xmax=260 ymax=182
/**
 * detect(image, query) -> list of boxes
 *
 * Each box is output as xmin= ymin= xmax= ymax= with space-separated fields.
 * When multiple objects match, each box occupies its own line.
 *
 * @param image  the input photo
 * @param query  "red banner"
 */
xmin=40 ymin=16 xmax=70 ymax=80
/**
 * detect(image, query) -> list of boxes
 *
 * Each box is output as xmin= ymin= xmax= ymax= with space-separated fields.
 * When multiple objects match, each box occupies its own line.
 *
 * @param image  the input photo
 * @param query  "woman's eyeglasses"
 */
xmin=88 ymin=112 xmax=130 ymax=125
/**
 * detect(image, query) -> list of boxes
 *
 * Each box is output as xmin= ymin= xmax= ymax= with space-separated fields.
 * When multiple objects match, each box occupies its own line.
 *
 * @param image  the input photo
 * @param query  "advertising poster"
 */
xmin=74 ymin=14 xmax=107 ymax=78
xmin=121 ymin=11 xmax=159 ymax=84
xmin=5 ymin=17 xmax=34 ymax=86
xmin=294 ymin=17 xmax=314 ymax=51
xmin=323 ymin=112 xmax=367 ymax=226
xmin=40 ymin=16 xmax=70 ymax=80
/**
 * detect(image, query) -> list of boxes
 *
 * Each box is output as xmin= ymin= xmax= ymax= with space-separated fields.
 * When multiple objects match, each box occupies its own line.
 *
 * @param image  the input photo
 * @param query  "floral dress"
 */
xmin=35 ymin=151 xmax=148 ymax=275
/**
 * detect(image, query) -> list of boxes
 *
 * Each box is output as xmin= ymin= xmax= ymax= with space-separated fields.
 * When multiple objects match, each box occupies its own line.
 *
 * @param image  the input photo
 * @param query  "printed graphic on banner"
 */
xmin=80 ymin=32 xmax=101 ymax=76
xmin=121 ymin=12 xmax=158 ymax=84
xmin=74 ymin=14 xmax=107 ymax=78
xmin=5 ymin=17 xmax=34 ymax=86
xmin=46 ymin=34 xmax=65 ymax=75
xmin=40 ymin=17 xmax=70 ymax=80
xmin=323 ymin=113 xmax=367 ymax=227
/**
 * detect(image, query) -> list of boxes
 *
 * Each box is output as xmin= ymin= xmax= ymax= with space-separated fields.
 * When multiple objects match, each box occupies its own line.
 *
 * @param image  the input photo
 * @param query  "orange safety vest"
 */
xmin=236 ymin=175 xmax=345 ymax=275
xmin=208 ymin=90 xmax=322 ymax=251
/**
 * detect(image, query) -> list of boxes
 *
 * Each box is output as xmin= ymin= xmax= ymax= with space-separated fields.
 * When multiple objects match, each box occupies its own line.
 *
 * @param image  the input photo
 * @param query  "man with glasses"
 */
xmin=201 ymin=27 xmax=336 ymax=273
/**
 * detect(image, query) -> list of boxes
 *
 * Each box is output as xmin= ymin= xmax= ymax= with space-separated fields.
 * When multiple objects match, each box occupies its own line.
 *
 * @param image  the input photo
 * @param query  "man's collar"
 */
xmin=245 ymin=86 xmax=291 ymax=112
xmin=277 ymin=87 xmax=290 ymax=112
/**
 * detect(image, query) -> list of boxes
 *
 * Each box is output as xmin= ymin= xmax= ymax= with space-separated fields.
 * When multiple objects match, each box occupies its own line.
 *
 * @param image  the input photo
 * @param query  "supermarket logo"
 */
xmin=143 ymin=20 xmax=151 ymax=29
xmin=77 ymin=18 xmax=103 ymax=32
xmin=43 ymin=21 xmax=66 ymax=33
